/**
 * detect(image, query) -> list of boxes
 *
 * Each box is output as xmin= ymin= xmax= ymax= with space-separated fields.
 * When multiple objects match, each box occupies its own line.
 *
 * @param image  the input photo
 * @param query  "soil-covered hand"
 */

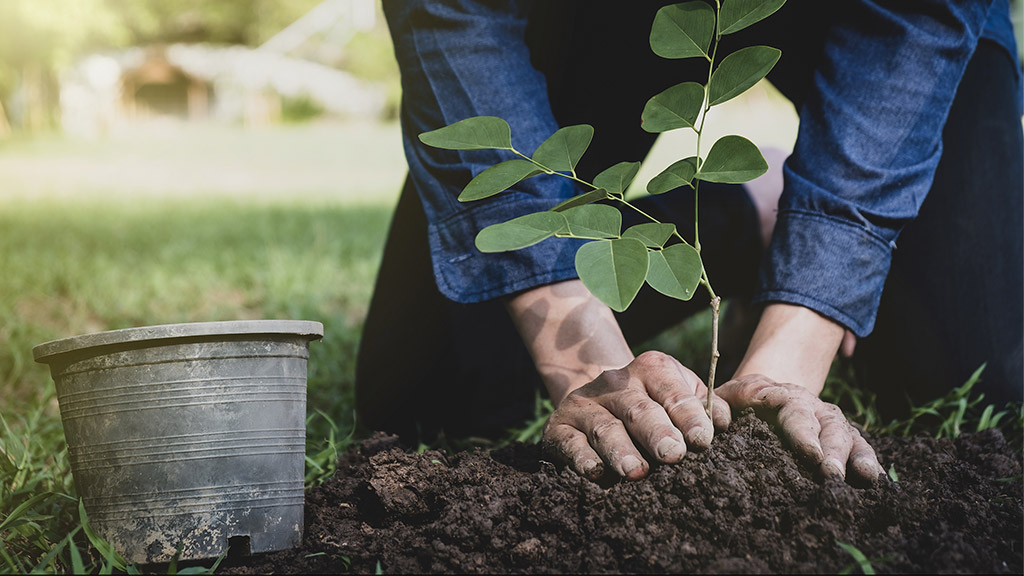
xmin=716 ymin=374 xmax=886 ymax=484
xmin=542 ymin=351 xmax=731 ymax=481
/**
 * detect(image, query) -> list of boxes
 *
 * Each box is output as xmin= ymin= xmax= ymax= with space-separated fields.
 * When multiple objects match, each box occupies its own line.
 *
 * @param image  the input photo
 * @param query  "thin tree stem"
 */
xmin=706 ymin=295 xmax=721 ymax=421
xmin=700 ymin=0 xmax=725 ymax=424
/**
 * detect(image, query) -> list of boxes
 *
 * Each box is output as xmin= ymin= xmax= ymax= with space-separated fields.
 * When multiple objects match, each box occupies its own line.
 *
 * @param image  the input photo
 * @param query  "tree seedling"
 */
xmin=419 ymin=0 xmax=786 ymax=422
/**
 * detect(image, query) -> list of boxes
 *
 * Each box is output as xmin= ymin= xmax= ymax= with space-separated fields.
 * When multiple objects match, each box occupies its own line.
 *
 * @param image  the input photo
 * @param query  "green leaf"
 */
xmin=562 ymin=204 xmax=622 ymax=238
xmin=531 ymin=124 xmax=594 ymax=172
xmin=641 ymin=82 xmax=705 ymax=133
xmin=650 ymin=1 xmax=716 ymax=59
xmin=719 ymin=0 xmax=787 ymax=35
xmin=593 ymin=162 xmax=642 ymax=195
xmin=647 ymin=156 xmax=698 ymax=194
xmin=418 ymin=116 xmax=513 ymax=150
xmin=697 ymin=136 xmax=767 ymax=183
xmin=622 ymin=223 xmax=676 ymax=248
xmin=475 ymin=211 xmax=567 ymax=252
xmin=646 ymin=243 xmax=702 ymax=300
xmin=708 ymin=46 xmax=781 ymax=106
xmin=458 ymin=159 xmax=543 ymax=202
xmin=551 ymin=188 xmax=610 ymax=212
xmin=575 ymin=239 xmax=649 ymax=312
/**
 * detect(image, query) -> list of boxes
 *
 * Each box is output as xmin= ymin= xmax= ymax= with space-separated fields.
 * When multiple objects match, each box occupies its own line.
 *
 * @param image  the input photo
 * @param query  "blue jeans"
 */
xmin=356 ymin=0 xmax=1022 ymax=439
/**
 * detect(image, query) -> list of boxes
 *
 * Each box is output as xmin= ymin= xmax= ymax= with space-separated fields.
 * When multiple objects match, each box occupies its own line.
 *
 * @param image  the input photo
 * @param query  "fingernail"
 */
xmin=852 ymin=456 xmax=886 ymax=482
xmin=656 ymin=437 xmax=686 ymax=461
xmin=823 ymin=457 xmax=845 ymax=479
xmin=620 ymin=455 xmax=643 ymax=477
xmin=687 ymin=426 xmax=713 ymax=449
xmin=580 ymin=458 xmax=599 ymax=476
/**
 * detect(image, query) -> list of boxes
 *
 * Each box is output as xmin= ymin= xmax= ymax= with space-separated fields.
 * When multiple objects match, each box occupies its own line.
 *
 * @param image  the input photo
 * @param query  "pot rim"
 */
xmin=32 ymin=320 xmax=324 ymax=364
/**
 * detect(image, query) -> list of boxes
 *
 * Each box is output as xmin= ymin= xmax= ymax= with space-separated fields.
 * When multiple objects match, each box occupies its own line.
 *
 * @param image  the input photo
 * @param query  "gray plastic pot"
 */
xmin=33 ymin=320 xmax=324 ymax=565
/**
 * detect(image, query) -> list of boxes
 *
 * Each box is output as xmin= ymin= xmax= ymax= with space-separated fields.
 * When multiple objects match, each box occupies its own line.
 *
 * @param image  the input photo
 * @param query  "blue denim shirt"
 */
xmin=384 ymin=0 xmax=1019 ymax=338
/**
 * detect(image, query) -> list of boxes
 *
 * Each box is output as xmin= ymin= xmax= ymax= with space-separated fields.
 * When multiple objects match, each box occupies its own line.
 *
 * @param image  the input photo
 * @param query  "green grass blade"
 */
xmin=168 ymin=542 xmax=183 ymax=574
xmin=68 ymin=536 xmax=87 ymax=575
xmin=31 ymin=526 xmax=76 ymax=573
xmin=0 ymin=538 xmax=27 ymax=574
xmin=835 ymin=540 xmax=875 ymax=574
xmin=78 ymin=499 xmax=129 ymax=572
xmin=0 ymin=492 xmax=55 ymax=533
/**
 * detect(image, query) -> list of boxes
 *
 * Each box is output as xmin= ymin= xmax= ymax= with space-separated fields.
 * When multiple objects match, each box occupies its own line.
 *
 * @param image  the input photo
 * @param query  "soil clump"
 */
xmin=222 ymin=411 xmax=1022 ymax=574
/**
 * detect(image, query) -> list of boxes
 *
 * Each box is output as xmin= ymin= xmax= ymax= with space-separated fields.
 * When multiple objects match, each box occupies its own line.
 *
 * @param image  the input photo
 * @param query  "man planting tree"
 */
xmin=355 ymin=0 xmax=1022 ymax=484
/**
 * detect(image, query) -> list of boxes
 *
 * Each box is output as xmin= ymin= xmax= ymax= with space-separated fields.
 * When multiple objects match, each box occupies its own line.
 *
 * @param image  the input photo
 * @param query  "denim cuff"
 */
xmin=429 ymin=193 xmax=584 ymax=303
xmin=755 ymin=210 xmax=892 ymax=337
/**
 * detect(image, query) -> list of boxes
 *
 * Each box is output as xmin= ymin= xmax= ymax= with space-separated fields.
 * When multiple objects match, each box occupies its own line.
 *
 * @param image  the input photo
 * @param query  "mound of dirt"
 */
xmin=223 ymin=411 xmax=1022 ymax=574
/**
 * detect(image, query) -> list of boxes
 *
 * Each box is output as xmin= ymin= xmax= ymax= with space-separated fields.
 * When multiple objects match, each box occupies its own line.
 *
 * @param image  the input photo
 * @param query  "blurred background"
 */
xmin=0 ymin=0 xmax=398 ymax=134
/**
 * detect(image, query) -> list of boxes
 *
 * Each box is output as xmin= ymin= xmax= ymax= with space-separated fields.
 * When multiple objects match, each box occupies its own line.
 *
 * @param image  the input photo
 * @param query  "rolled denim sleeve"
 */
xmin=756 ymin=0 xmax=1011 ymax=337
xmin=383 ymin=0 xmax=583 ymax=303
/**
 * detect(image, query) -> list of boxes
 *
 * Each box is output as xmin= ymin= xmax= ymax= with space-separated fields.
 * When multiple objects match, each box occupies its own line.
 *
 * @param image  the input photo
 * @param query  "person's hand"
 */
xmin=541 ymin=351 xmax=731 ymax=481
xmin=728 ymin=303 xmax=884 ymax=484
xmin=716 ymin=374 xmax=885 ymax=483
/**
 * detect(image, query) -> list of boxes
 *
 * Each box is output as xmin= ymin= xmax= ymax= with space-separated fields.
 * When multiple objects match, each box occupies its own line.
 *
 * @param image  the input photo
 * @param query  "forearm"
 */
xmin=733 ymin=302 xmax=844 ymax=396
xmin=505 ymin=279 xmax=634 ymax=405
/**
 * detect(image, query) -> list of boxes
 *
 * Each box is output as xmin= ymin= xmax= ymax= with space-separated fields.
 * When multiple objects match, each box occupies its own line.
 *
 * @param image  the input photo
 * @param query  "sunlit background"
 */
xmin=0 ymin=0 xmax=403 ymax=201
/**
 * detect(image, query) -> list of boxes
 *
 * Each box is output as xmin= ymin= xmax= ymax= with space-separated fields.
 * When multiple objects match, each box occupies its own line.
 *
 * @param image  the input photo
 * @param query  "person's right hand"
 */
xmin=541 ymin=351 xmax=731 ymax=481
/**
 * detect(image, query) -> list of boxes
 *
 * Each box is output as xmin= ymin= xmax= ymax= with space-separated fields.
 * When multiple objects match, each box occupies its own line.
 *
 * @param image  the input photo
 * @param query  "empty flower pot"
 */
xmin=33 ymin=320 xmax=324 ymax=565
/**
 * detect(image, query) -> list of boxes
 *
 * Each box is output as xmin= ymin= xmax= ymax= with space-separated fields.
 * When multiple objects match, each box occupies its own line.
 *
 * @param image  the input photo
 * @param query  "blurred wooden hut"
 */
xmin=120 ymin=47 xmax=210 ymax=121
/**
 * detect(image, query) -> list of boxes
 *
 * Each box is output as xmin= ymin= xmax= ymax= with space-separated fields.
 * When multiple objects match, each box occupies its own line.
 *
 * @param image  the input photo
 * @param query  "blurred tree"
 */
xmin=0 ymin=0 xmax=323 ymax=133
xmin=0 ymin=0 xmax=126 ymax=131
xmin=104 ymin=0 xmax=321 ymax=47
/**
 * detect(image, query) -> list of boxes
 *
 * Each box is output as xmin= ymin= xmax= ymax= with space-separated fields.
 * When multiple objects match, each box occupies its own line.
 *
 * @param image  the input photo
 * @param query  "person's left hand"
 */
xmin=716 ymin=374 xmax=886 ymax=483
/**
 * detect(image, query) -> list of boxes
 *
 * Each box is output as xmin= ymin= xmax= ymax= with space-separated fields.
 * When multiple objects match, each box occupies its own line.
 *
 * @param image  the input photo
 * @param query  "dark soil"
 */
xmin=223 ymin=411 xmax=1022 ymax=574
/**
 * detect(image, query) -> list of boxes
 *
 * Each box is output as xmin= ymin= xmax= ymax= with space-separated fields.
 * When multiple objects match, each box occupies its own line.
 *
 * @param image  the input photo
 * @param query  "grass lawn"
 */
xmin=0 ymin=120 xmax=407 ymax=572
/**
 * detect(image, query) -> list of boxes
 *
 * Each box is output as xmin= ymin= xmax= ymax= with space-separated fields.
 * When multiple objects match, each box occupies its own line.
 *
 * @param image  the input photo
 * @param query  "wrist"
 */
xmin=733 ymin=302 xmax=845 ymax=395
xmin=505 ymin=280 xmax=634 ymax=405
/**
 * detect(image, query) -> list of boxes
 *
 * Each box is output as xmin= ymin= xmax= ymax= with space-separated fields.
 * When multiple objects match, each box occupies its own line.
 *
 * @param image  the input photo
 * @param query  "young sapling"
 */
xmin=420 ymin=0 xmax=786 ymax=425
